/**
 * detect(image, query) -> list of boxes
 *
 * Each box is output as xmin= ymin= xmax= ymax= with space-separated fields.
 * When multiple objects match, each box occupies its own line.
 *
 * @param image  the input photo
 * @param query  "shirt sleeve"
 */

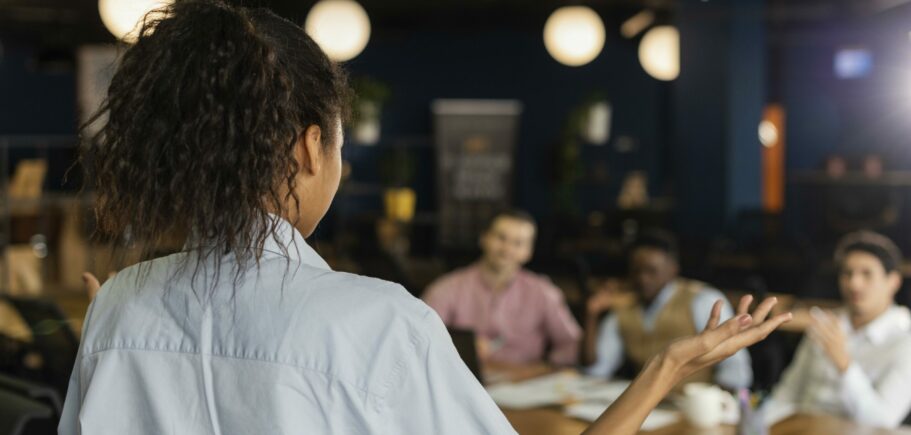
xmin=539 ymin=283 xmax=582 ymax=366
xmin=691 ymin=288 xmax=753 ymax=389
xmin=385 ymin=307 xmax=517 ymax=435
xmin=838 ymin=342 xmax=911 ymax=428
xmin=583 ymin=314 xmax=624 ymax=379
xmin=421 ymin=278 xmax=456 ymax=326
xmin=59 ymin=298 xmax=101 ymax=435
xmin=58 ymin=361 xmax=82 ymax=435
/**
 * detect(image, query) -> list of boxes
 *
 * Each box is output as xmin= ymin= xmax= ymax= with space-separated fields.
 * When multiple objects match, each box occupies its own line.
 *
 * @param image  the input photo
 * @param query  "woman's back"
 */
xmin=59 ymin=218 xmax=514 ymax=434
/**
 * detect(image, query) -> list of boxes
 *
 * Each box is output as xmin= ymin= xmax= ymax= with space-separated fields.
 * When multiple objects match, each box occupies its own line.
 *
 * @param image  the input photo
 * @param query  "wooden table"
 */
xmin=502 ymin=408 xmax=911 ymax=435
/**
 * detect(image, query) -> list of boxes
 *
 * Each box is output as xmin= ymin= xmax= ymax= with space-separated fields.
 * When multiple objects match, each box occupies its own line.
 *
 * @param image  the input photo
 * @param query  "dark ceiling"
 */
xmin=0 ymin=0 xmax=655 ymax=46
xmin=0 ymin=0 xmax=906 ymax=47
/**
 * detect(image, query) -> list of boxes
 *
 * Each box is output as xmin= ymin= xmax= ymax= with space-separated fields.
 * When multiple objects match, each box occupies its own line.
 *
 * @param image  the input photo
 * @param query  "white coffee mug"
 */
xmin=677 ymin=382 xmax=738 ymax=428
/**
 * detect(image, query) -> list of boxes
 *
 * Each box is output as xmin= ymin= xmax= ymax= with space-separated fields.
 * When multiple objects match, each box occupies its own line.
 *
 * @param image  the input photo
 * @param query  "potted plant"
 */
xmin=350 ymin=76 xmax=391 ymax=145
xmin=380 ymin=147 xmax=416 ymax=222
xmin=552 ymin=92 xmax=611 ymax=215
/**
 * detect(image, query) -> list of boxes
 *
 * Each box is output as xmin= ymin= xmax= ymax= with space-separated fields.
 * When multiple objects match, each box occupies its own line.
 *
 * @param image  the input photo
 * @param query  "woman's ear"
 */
xmin=888 ymin=270 xmax=902 ymax=296
xmin=297 ymin=124 xmax=323 ymax=175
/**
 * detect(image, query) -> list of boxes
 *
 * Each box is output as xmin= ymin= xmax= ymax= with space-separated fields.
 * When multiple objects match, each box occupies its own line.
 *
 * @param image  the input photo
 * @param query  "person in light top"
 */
xmin=766 ymin=230 xmax=911 ymax=428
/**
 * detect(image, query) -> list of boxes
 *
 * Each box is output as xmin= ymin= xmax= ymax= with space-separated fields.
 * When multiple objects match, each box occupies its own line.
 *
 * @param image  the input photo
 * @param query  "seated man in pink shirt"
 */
xmin=422 ymin=210 xmax=582 ymax=368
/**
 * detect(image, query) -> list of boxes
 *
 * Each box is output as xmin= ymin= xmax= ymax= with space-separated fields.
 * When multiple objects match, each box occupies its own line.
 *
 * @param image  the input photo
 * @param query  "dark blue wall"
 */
xmin=782 ymin=9 xmax=911 ymax=172
xmin=674 ymin=0 xmax=765 ymax=237
xmin=780 ymin=7 xmax=911 ymax=249
xmin=342 ymin=28 xmax=663 ymax=218
xmin=0 ymin=43 xmax=78 ymax=134
xmin=0 ymin=43 xmax=80 ymax=191
xmin=3 ymin=28 xmax=665 ymax=225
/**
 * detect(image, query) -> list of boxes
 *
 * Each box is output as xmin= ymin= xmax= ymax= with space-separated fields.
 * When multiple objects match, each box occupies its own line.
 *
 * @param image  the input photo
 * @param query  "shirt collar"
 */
xmin=472 ymin=262 xmax=520 ymax=294
xmin=262 ymin=214 xmax=331 ymax=271
xmin=654 ymin=281 xmax=677 ymax=305
xmin=643 ymin=281 xmax=676 ymax=315
xmin=843 ymin=305 xmax=911 ymax=345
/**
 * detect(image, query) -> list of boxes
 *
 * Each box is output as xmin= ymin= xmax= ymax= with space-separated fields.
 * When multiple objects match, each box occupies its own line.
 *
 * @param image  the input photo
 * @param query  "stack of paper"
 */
xmin=762 ymin=401 xmax=797 ymax=426
xmin=486 ymin=372 xmax=605 ymax=409
xmin=572 ymin=380 xmax=631 ymax=403
xmin=489 ymin=375 xmax=681 ymax=431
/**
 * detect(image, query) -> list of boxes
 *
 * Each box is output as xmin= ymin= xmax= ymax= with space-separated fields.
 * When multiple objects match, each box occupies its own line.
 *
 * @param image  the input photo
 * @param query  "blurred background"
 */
xmin=3 ymin=0 xmax=911 ymax=428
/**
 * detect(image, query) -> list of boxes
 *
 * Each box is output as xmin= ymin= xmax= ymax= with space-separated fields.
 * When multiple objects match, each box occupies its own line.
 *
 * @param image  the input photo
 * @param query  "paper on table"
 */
xmin=574 ymin=380 xmax=631 ymax=402
xmin=486 ymin=372 xmax=605 ymax=409
xmin=565 ymin=402 xmax=680 ymax=431
xmin=761 ymin=400 xmax=797 ymax=426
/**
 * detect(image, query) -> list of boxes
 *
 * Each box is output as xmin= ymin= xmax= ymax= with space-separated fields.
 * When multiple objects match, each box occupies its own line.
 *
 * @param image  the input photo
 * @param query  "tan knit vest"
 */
xmin=616 ymin=279 xmax=714 ymax=386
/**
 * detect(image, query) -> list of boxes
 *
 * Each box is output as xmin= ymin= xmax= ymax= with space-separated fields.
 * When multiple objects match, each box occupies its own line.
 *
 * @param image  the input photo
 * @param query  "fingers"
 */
xmin=750 ymin=296 xmax=778 ymax=324
xmin=809 ymin=307 xmax=839 ymax=335
xmin=82 ymin=272 xmax=102 ymax=300
xmin=705 ymin=300 xmax=723 ymax=330
xmin=700 ymin=311 xmax=752 ymax=352
xmin=671 ymin=313 xmax=752 ymax=370
xmin=823 ymin=310 xmax=842 ymax=331
xmin=809 ymin=306 xmax=827 ymax=323
xmin=750 ymin=311 xmax=793 ymax=340
xmin=810 ymin=310 xmax=844 ymax=353
xmin=808 ymin=307 xmax=824 ymax=334
xmin=807 ymin=326 xmax=821 ymax=344
xmin=807 ymin=324 xmax=829 ymax=348
xmin=737 ymin=295 xmax=753 ymax=316
xmin=700 ymin=311 xmax=792 ymax=364
xmin=667 ymin=296 xmax=794 ymax=377
xmin=734 ymin=311 xmax=792 ymax=348
xmin=807 ymin=327 xmax=829 ymax=351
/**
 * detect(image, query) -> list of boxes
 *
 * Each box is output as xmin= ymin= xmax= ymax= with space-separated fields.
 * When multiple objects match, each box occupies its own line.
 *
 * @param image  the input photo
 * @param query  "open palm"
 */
xmin=666 ymin=295 xmax=790 ymax=385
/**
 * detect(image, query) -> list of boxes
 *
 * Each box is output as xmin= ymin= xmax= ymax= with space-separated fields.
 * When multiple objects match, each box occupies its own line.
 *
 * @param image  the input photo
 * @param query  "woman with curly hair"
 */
xmin=59 ymin=1 xmax=790 ymax=434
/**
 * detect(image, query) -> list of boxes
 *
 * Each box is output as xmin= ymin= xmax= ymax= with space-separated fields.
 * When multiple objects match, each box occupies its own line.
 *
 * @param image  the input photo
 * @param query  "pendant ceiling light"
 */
xmin=305 ymin=0 xmax=371 ymax=62
xmin=543 ymin=6 xmax=606 ymax=67
xmin=638 ymin=25 xmax=680 ymax=81
xmin=98 ymin=0 xmax=173 ymax=43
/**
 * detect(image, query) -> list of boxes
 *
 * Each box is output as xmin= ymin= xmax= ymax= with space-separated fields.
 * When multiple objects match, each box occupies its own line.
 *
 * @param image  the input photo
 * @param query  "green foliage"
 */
xmin=379 ymin=147 xmax=416 ymax=188
xmin=351 ymin=76 xmax=391 ymax=124
xmin=551 ymin=91 xmax=610 ymax=215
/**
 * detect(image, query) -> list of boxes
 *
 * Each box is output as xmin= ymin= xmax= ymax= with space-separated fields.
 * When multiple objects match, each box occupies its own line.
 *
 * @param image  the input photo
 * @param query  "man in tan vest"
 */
xmin=582 ymin=229 xmax=753 ymax=389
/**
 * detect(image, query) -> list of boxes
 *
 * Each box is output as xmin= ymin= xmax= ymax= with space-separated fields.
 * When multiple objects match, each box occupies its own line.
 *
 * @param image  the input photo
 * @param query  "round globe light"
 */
xmin=758 ymin=120 xmax=779 ymax=147
xmin=305 ymin=0 xmax=371 ymax=62
xmin=543 ymin=6 xmax=606 ymax=67
xmin=638 ymin=25 xmax=680 ymax=81
xmin=98 ymin=0 xmax=172 ymax=43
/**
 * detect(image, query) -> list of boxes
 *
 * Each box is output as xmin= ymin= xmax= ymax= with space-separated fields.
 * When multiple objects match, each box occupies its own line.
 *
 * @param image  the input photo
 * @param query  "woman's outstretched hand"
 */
xmin=583 ymin=295 xmax=791 ymax=435
xmin=663 ymin=295 xmax=792 ymax=384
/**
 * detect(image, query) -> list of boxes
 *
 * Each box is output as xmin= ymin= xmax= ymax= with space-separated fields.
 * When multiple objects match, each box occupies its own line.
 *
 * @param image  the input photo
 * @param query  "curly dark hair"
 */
xmin=80 ymin=0 xmax=350 ymax=288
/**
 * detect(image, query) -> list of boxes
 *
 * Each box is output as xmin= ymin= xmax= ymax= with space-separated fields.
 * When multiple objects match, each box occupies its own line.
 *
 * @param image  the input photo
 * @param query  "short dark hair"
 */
xmin=628 ymin=229 xmax=679 ymax=261
xmin=486 ymin=209 xmax=537 ymax=231
xmin=835 ymin=230 xmax=903 ymax=273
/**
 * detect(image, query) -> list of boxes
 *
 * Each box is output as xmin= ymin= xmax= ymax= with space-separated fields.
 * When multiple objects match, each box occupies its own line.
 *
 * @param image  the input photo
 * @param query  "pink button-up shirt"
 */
xmin=423 ymin=264 xmax=581 ymax=366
